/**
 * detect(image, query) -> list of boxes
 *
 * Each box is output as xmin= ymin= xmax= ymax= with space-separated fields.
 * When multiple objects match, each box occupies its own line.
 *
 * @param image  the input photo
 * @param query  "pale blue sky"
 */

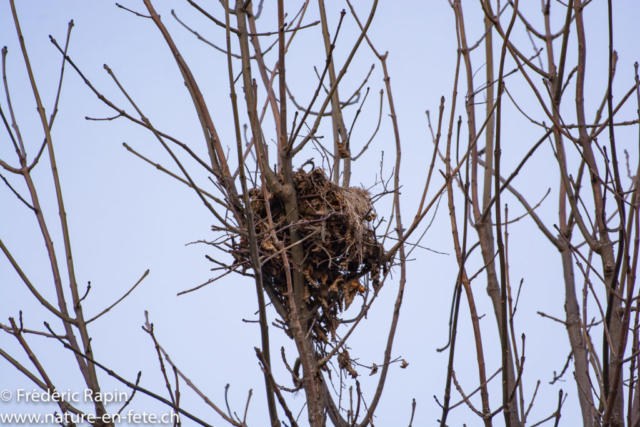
xmin=2 ymin=1 xmax=640 ymax=426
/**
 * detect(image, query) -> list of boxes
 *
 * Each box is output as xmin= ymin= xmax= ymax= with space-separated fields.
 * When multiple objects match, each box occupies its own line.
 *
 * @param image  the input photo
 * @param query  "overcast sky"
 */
xmin=2 ymin=1 xmax=640 ymax=426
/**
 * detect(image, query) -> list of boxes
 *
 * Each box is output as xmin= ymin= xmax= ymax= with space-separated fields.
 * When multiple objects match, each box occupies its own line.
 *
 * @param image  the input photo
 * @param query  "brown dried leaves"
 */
xmin=232 ymin=168 xmax=386 ymax=345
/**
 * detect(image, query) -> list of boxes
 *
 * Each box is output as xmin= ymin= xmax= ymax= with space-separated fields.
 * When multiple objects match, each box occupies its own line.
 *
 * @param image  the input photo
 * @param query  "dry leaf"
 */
xmin=370 ymin=363 xmax=379 ymax=376
xmin=260 ymin=240 xmax=276 ymax=253
xmin=338 ymin=350 xmax=358 ymax=378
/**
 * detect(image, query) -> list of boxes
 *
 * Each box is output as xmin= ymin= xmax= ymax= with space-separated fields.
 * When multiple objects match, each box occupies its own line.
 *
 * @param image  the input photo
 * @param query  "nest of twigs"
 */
xmin=232 ymin=168 xmax=387 ymax=344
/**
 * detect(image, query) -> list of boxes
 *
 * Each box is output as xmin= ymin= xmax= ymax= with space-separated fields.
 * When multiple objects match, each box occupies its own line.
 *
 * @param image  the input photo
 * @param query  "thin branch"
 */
xmin=86 ymin=270 xmax=150 ymax=324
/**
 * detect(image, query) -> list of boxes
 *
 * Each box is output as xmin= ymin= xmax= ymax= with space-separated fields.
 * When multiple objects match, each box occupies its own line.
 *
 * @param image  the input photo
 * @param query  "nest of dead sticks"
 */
xmin=232 ymin=167 xmax=387 ymax=345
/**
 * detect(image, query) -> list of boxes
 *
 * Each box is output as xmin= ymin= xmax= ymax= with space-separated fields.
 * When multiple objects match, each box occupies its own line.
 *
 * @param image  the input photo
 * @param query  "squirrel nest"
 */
xmin=232 ymin=168 xmax=387 ymax=344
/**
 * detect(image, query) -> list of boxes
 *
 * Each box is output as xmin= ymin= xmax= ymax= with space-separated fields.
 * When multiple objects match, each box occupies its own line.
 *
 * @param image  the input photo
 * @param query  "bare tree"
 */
xmin=1 ymin=1 xmax=639 ymax=427
xmin=436 ymin=1 xmax=640 ymax=427
xmin=1 ymin=1 xmax=430 ymax=425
